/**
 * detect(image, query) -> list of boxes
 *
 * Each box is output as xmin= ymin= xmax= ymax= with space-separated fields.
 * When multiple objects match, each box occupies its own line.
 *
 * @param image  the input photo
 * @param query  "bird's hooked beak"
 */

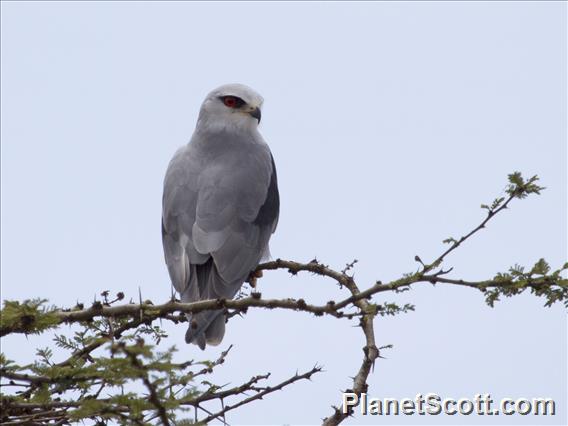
xmin=247 ymin=106 xmax=261 ymax=124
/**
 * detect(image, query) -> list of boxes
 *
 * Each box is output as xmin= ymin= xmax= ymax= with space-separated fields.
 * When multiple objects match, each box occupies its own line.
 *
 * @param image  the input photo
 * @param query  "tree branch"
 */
xmin=1 ymin=172 xmax=562 ymax=425
xmin=195 ymin=366 xmax=322 ymax=425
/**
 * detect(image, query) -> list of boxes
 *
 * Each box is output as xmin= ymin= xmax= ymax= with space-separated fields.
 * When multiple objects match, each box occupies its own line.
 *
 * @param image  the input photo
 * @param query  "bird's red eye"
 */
xmin=223 ymin=96 xmax=237 ymax=108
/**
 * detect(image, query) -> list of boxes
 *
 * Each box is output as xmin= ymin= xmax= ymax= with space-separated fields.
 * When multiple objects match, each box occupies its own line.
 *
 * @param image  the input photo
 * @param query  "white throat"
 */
xmin=196 ymin=112 xmax=259 ymax=135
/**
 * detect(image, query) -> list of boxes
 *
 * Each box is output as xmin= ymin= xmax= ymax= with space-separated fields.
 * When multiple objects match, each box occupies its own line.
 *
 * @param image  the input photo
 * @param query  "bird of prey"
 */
xmin=162 ymin=84 xmax=279 ymax=349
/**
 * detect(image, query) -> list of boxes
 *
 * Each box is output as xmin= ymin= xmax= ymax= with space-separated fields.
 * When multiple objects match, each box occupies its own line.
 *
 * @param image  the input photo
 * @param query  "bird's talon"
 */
xmin=247 ymin=270 xmax=263 ymax=288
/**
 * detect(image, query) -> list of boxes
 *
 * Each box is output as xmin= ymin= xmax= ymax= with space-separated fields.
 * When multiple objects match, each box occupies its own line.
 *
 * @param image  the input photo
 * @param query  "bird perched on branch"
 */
xmin=162 ymin=84 xmax=280 ymax=349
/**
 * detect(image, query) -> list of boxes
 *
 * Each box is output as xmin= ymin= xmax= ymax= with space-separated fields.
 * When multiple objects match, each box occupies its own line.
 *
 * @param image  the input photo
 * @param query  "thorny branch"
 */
xmin=196 ymin=366 xmax=322 ymax=424
xmin=3 ymin=259 xmax=563 ymax=338
xmin=123 ymin=344 xmax=171 ymax=426
xmin=2 ymin=367 xmax=320 ymax=425
xmin=1 ymin=172 xmax=566 ymax=425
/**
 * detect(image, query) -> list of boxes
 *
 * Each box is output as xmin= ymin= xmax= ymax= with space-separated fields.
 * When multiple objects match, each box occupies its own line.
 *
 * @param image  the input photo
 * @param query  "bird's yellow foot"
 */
xmin=247 ymin=270 xmax=263 ymax=288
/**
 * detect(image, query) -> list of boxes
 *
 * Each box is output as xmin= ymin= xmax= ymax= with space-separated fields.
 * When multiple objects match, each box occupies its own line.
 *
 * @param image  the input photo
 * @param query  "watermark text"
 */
xmin=342 ymin=393 xmax=556 ymax=416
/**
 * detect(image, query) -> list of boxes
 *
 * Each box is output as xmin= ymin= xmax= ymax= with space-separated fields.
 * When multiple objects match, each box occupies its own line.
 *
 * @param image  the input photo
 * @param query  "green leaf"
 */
xmin=0 ymin=299 xmax=61 ymax=335
xmin=530 ymin=258 xmax=550 ymax=276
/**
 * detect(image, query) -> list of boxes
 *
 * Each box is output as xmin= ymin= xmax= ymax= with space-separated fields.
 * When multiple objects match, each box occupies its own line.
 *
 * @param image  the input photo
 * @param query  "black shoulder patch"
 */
xmin=253 ymin=155 xmax=280 ymax=227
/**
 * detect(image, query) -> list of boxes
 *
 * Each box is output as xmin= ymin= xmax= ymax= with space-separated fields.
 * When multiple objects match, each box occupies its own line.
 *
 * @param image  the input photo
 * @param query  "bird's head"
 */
xmin=196 ymin=83 xmax=264 ymax=133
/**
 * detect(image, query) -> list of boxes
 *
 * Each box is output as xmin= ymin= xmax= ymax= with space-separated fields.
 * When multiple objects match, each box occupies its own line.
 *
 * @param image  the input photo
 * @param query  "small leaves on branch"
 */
xmin=506 ymin=172 xmax=545 ymax=199
xmin=0 ymin=299 xmax=60 ymax=337
xmin=1 ymin=316 xmax=321 ymax=425
xmin=482 ymin=260 xmax=568 ymax=308
xmin=1 ymin=171 xmax=565 ymax=425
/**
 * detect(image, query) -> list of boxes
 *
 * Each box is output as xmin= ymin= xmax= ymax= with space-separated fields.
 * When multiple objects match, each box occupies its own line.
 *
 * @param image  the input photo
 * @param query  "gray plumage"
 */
xmin=162 ymin=84 xmax=279 ymax=349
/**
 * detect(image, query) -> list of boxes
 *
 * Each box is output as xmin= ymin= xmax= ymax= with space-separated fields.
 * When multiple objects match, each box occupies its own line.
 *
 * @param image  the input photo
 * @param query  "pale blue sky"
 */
xmin=1 ymin=2 xmax=566 ymax=425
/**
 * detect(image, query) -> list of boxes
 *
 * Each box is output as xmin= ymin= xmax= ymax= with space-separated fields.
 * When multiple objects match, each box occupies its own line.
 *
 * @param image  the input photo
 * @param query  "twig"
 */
xmin=422 ymin=191 xmax=517 ymax=273
xmin=124 ymin=346 xmax=171 ymax=426
xmin=196 ymin=366 xmax=322 ymax=424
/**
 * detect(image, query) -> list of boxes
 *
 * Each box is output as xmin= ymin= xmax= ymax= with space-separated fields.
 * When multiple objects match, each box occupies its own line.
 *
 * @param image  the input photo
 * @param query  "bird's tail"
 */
xmin=185 ymin=310 xmax=226 ymax=350
xmin=180 ymin=257 xmax=243 ymax=350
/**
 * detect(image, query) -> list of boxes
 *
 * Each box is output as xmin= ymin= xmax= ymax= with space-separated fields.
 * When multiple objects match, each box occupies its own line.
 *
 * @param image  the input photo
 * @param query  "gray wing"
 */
xmin=161 ymin=137 xmax=279 ymax=349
